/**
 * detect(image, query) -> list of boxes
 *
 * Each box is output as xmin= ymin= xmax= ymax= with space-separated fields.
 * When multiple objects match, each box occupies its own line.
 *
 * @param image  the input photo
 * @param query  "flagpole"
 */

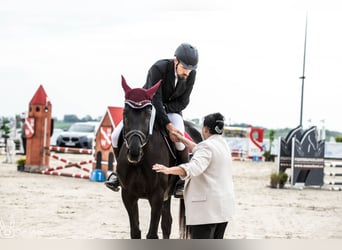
xmin=299 ymin=13 xmax=308 ymax=127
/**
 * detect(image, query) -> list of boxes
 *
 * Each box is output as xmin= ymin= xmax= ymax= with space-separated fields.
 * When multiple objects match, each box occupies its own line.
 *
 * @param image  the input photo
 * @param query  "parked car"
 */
xmin=56 ymin=122 xmax=99 ymax=149
xmin=50 ymin=128 xmax=63 ymax=146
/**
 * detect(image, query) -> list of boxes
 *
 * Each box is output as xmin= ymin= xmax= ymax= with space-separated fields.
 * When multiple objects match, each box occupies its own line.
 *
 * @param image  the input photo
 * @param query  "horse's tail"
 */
xmin=179 ymin=198 xmax=190 ymax=239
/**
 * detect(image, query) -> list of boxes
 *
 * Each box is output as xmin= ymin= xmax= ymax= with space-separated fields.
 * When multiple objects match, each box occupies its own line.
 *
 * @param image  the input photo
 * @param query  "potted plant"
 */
xmin=278 ymin=172 xmax=288 ymax=188
xmin=270 ymin=172 xmax=280 ymax=188
xmin=16 ymin=157 xmax=26 ymax=171
xmin=264 ymin=129 xmax=275 ymax=162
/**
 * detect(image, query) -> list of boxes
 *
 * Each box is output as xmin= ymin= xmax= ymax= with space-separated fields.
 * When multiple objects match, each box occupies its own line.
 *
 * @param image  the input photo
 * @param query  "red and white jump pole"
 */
xmin=40 ymin=146 xmax=95 ymax=179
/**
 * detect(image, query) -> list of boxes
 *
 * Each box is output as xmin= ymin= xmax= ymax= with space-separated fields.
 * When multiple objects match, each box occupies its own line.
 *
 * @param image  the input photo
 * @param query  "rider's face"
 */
xmin=175 ymin=59 xmax=192 ymax=80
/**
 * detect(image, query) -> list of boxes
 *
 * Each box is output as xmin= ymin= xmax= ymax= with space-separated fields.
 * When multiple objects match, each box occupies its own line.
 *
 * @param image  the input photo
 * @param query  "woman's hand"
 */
xmin=152 ymin=164 xmax=169 ymax=175
xmin=153 ymin=163 xmax=186 ymax=177
xmin=171 ymin=130 xmax=197 ymax=151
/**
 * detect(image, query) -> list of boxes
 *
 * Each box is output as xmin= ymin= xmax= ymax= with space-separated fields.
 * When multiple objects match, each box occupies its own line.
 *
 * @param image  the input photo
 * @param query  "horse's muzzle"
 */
xmin=124 ymin=131 xmax=147 ymax=164
xmin=127 ymin=146 xmax=144 ymax=164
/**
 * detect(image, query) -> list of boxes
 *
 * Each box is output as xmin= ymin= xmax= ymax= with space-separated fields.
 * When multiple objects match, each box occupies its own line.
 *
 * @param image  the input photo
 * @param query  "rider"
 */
xmin=105 ymin=42 xmax=199 ymax=196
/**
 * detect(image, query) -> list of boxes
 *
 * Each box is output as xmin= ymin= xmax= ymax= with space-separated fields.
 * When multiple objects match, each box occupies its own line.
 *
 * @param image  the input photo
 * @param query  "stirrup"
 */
xmin=173 ymin=178 xmax=185 ymax=198
xmin=105 ymin=181 xmax=120 ymax=192
xmin=173 ymin=186 xmax=184 ymax=198
xmin=174 ymin=191 xmax=184 ymax=199
xmin=104 ymin=173 xmax=120 ymax=192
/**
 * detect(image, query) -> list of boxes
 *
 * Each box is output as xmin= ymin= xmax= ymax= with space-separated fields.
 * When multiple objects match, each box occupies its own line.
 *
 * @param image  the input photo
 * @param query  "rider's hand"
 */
xmin=169 ymin=132 xmax=178 ymax=142
xmin=166 ymin=123 xmax=180 ymax=142
xmin=170 ymin=130 xmax=183 ymax=142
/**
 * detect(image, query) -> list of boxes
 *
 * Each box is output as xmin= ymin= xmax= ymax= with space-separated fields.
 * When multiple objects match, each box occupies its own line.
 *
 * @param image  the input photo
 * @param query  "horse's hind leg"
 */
xmin=121 ymin=192 xmax=141 ymax=239
xmin=161 ymin=197 xmax=172 ymax=239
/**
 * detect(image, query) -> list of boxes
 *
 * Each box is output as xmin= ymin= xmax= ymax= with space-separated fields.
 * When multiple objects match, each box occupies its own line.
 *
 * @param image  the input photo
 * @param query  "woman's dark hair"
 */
xmin=203 ymin=112 xmax=225 ymax=135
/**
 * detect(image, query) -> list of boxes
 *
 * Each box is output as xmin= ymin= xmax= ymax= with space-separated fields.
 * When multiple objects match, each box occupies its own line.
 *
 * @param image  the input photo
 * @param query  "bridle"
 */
xmin=122 ymin=99 xmax=154 ymax=150
xmin=124 ymin=129 xmax=149 ymax=149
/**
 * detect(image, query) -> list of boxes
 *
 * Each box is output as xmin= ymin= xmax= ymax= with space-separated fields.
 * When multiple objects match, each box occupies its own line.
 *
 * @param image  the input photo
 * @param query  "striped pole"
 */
xmin=325 ymin=173 xmax=342 ymax=177
xmin=324 ymin=160 xmax=342 ymax=190
xmin=49 ymin=153 xmax=93 ymax=167
xmin=49 ymin=153 xmax=73 ymax=164
xmin=41 ymin=147 xmax=95 ymax=179
xmin=41 ymin=171 xmax=90 ymax=179
xmin=328 ymin=186 xmax=342 ymax=191
xmin=328 ymin=164 xmax=342 ymax=168
xmin=326 ymin=181 xmax=342 ymax=185
xmin=325 ymin=162 xmax=342 ymax=168
xmin=49 ymin=146 xmax=93 ymax=155
xmin=42 ymin=162 xmax=92 ymax=174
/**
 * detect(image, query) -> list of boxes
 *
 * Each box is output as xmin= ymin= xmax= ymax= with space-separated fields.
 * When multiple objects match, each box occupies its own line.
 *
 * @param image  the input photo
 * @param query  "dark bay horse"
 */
xmin=116 ymin=76 xmax=202 ymax=239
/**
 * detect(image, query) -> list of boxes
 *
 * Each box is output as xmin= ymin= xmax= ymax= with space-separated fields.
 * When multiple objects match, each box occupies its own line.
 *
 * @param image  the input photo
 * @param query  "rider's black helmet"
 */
xmin=174 ymin=43 xmax=198 ymax=70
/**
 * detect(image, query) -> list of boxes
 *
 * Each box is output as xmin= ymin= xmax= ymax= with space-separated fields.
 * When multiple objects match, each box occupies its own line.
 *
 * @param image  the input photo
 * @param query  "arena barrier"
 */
xmin=40 ymin=146 xmax=95 ymax=180
xmin=324 ymin=161 xmax=342 ymax=191
xmin=278 ymin=126 xmax=325 ymax=187
xmin=231 ymin=148 xmax=248 ymax=161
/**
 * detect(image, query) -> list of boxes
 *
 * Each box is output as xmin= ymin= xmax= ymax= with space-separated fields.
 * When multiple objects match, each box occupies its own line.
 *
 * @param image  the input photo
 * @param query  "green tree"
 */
xmin=63 ymin=114 xmax=79 ymax=122
xmin=0 ymin=117 xmax=11 ymax=139
xmin=336 ymin=135 xmax=342 ymax=142
xmin=81 ymin=115 xmax=93 ymax=122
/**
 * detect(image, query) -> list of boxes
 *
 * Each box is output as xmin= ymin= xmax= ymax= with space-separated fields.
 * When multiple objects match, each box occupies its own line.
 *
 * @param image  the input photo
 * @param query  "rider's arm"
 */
xmin=144 ymin=61 xmax=171 ymax=128
xmin=164 ymin=71 xmax=196 ymax=113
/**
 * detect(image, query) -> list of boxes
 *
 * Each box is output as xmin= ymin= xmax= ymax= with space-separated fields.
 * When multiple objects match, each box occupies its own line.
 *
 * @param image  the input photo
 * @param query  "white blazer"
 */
xmin=180 ymin=134 xmax=235 ymax=225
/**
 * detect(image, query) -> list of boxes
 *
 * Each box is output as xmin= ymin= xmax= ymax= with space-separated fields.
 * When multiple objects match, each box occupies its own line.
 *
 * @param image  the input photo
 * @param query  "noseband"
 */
xmin=124 ymin=129 xmax=148 ymax=149
xmin=123 ymin=99 xmax=154 ymax=150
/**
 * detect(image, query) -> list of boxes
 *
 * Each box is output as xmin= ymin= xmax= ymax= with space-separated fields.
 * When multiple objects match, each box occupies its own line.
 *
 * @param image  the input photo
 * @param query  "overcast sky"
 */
xmin=1 ymin=0 xmax=342 ymax=131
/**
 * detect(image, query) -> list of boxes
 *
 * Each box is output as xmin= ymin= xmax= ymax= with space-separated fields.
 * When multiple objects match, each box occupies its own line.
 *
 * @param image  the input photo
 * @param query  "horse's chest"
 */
xmin=119 ymin=166 xmax=157 ymax=193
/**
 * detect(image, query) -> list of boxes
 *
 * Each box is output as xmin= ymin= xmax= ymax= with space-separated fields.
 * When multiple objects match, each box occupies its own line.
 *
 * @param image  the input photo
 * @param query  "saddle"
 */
xmin=160 ymin=127 xmax=177 ymax=160
xmin=160 ymin=129 xmax=194 ymax=159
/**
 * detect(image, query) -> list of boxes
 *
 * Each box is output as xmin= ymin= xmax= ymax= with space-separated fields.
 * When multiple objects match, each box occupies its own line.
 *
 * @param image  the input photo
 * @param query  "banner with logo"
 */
xmin=24 ymin=117 xmax=35 ymax=138
xmin=100 ymin=126 xmax=113 ymax=150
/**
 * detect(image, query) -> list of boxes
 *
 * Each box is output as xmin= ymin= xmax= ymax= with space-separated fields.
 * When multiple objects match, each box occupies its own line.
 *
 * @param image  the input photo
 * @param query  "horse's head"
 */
xmin=121 ymin=75 xmax=161 ymax=164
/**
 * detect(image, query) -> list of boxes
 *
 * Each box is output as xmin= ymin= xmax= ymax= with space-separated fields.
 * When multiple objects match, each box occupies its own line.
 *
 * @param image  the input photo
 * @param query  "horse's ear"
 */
xmin=121 ymin=75 xmax=131 ymax=94
xmin=146 ymin=80 xmax=162 ymax=99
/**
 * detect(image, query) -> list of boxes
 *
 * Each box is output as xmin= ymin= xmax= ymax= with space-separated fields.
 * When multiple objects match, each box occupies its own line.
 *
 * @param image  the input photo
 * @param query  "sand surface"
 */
xmin=1 ymin=153 xmax=341 ymax=239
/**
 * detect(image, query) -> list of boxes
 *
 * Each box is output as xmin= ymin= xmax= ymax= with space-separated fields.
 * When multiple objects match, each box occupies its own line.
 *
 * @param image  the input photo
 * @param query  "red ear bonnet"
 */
xmin=121 ymin=75 xmax=161 ymax=105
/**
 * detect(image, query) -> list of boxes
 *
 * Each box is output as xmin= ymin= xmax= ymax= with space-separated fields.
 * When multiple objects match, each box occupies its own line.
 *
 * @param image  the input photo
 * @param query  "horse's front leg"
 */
xmin=146 ymin=194 xmax=164 ymax=239
xmin=161 ymin=196 xmax=172 ymax=239
xmin=121 ymin=190 xmax=141 ymax=239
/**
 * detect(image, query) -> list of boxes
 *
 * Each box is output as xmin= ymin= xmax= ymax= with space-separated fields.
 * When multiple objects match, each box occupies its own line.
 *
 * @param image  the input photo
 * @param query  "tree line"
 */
xmin=56 ymin=114 xmax=101 ymax=123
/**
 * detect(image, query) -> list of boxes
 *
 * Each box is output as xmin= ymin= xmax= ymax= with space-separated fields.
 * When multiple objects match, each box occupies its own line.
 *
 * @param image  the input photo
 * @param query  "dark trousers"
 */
xmin=190 ymin=222 xmax=228 ymax=239
xmin=21 ymin=136 xmax=26 ymax=155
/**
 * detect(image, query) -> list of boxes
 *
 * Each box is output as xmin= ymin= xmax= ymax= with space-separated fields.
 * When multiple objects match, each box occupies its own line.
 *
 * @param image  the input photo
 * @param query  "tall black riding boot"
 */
xmin=104 ymin=147 xmax=120 ymax=192
xmin=113 ymin=147 xmax=119 ymax=159
xmin=176 ymin=147 xmax=189 ymax=165
xmin=174 ymin=148 xmax=189 ymax=198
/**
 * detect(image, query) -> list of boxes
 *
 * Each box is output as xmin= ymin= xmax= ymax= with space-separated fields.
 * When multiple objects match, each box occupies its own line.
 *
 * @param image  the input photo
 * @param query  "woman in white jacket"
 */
xmin=153 ymin=112 xmax=235 ymax=239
